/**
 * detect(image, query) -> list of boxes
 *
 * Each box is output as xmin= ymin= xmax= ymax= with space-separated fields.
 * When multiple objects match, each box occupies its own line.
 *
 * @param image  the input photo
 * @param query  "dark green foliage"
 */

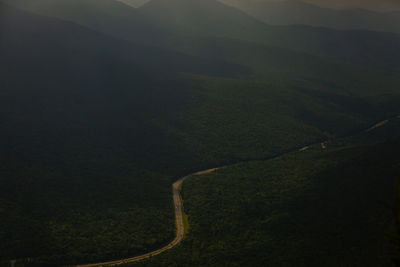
xmin=391 ymin=169 xmax=400 ymax=266
xmin=129 ymin=122 xmax=400 ymax=267
xmin=1 ymin=1 xmax=400 ymax=266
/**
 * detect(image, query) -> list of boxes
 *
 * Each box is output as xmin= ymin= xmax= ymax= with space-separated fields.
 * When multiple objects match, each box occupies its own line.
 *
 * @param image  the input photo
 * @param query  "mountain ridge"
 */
xmin=221 ymin=0 xmax=400 ymax=33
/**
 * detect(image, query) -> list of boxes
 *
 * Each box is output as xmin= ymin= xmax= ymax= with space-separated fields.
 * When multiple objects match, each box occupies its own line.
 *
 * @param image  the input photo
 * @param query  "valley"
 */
xmin=71 ymin=116 xmax=400 ymax=266
xmin=1 ymin=0 xmax=400 ymax=266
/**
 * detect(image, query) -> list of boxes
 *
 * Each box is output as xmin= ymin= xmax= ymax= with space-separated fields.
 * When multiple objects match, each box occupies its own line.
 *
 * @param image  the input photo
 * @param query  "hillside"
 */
xmin=1 ymin=1 xmax=400 ymax=266
xmin=137 ymin=0 xmax=265 ymax=36
xmin=138 ymin=0 xmax=400 ymax=71
xmin=0 ymin=0 xmax=167 ymax=44
xmin=116 ymin=0 xmax=149 ymax=8
xmin=0 ymin=3 xmax=246 ymax=265
xmin=5 ymin=0 xmax=400 ymax=71
xmin=221 ymin=0 xmax=400 ymax=34
xmin=128 ymin=119 xmax=400 ymax=267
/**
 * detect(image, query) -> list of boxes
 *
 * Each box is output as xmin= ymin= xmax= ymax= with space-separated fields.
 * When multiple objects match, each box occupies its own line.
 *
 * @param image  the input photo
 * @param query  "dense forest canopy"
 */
xmin=0 ymin=0 xmax=399 ymax=266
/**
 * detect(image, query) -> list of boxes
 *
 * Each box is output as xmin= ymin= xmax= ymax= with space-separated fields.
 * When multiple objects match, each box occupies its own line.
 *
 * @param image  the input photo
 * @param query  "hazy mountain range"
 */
xmin=3 ymin=0 xmax=400 ymax=71
xmin=118 ymin=0 xmax=400 ymax=12
xmin=222 ymin=0 xmax=400 ymax=33
xmin=117 ymin=0 xmax=400 ymax=33
xmin=1 ymin=0 xmax=400 ymax=266
xmin=117 ymin=0 xmax=149 ymax=8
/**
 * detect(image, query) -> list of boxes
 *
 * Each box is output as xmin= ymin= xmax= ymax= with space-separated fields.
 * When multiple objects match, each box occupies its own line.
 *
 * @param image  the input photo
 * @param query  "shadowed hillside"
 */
xmin=1 ymin=1 xmax=400 ymax=266
xmin=221 ymin=0 xmax=400 ymax=33
xmin=4 ymin=0 xmax=400 ymax=71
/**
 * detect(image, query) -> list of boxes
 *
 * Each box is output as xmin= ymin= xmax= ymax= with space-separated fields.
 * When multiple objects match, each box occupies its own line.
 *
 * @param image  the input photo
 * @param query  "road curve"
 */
xmin=74 ymin=115 xmax=400 ymax=267
xmin=76 ymin=168 xmax=219 ymax=267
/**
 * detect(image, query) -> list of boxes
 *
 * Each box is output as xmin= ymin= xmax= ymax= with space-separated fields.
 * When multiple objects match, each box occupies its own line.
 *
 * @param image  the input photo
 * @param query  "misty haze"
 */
xmin=1 ymin=0 xmax=400 ymax=266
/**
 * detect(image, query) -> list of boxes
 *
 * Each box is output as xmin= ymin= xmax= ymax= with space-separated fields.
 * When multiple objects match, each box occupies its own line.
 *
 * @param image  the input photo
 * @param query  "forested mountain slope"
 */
xmin=220 ymin=0 xmax=400 ymax=34
xmin=4 ymin=0 xmax=400 ymax=71
xmin=0 ymin=3 xmax=244 ymax=265
xmin=137 ymin=0 xmax=400 ymax=71
xmin=138 ymin=0 xmax=400 ymax=71
xmin=0 ymin=0 xmax=166 ymax=44
xmin=1 ymin=1 xmax=400 ymax=266
xmin=128 ymin=119 xmax=400 ymax=267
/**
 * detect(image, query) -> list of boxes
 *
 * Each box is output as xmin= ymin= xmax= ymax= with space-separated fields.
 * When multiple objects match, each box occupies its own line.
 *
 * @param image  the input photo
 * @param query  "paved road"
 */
xmin=76 ymin=168 xmax=219 ymax=267
xmin=366 ymin=119 xmax=389 ymax=132
xmin=71 ymin=115 xmax=400 ymax=267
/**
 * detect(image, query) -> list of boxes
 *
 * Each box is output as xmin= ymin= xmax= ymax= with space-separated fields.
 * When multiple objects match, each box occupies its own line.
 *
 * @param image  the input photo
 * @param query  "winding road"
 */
xmin=75 ymin=115 xmax=400 ymax=267
xmin=6 ymin=115 xmax=379 ymax=267
xmin=76 ymin=168 xmax=219 ymax=267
